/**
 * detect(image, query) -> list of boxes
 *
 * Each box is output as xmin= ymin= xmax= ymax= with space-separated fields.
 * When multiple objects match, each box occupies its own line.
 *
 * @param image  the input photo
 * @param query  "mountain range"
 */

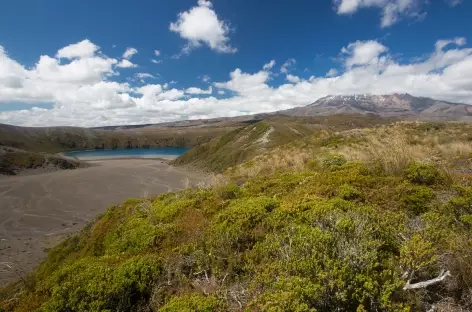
xmin=0 ymin=94 xmax=471 ymax=154
xmin=281 ymin=93 xmax=472 ymax=120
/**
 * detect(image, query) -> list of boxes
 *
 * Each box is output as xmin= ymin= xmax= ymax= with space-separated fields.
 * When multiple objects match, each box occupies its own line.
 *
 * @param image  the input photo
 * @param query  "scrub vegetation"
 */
xmin=2 ymin=118 xmax=472 ymax=312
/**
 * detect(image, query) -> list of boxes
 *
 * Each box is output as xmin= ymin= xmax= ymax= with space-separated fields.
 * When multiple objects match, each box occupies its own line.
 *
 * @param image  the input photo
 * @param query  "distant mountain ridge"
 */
xmin=1 ymin=94 xmax=471 ymax=153
xmin=280 ymin=94 xmax=472 ymax=120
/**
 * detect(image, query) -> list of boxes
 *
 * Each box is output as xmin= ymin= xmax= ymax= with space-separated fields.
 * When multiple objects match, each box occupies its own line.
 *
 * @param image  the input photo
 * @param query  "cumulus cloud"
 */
xmin=135 ymin=73 xmax=155 ymax=80
xmin=200 ymin=75 xmax=211 ymax=83
xmin=342 ymin=40 xmax=388 ymax=68
xmin=335 ymin=0 xmax=462 ymax=27
xmin=263 ymin=60 xmax=276 ymax=71
xmin=117 ymin=59 xmax=137 ymax=68
xmin=186 ymin=86 xmax=213 ymax=95
xmin=169 ymin=0 xmax=236 ymax=54
xmin=151 ymin=59 xmax=162 ymax=64
xmin=214 ymin=68 xmax=271 ymax=96
xmin=154 ymin=50 xmax=160 ymax=57
xmin=123 ymin=47 xmax=138 ymax=59
xmin=1 ymin=38 xmax=472 ymax=127
xmin=281 ymin=59 xmax=296 ymax=74
xmin=56 ymin=40 xmax=99 ymax=59
xmin=286 ymin=74 xmax=301 ymax=83
xmin=326 ymin=68 xmax=339 ymax=77
xmin=0 ymin=40 xmax=133 ymax=113
xmin=436 ymin=37 xmax=466 ymax=51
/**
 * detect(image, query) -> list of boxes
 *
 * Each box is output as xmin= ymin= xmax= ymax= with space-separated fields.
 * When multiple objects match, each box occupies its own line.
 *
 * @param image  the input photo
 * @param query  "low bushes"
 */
xmin=2 ymin=155 xmax=471 ymax=311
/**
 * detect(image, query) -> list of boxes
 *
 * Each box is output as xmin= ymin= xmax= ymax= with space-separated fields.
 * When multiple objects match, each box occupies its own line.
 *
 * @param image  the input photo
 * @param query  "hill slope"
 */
xmin=0 ymin=146 xmax=81 ymax=175
xmin=2 ymin=121 xmax=472 ymax=311
xmin=281 ymin=93 xmax=472 ymax=120
xmin=173 ymin=114 xmax=397 ymax=172
xmin=0 ymin=122 xmax=240 ymax=153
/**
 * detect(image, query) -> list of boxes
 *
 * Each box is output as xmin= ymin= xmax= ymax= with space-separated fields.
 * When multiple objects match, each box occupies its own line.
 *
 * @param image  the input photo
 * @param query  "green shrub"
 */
xmin=322 ymin=154 xmax=347 ymax=169
xmin=460 ymin=215 xmax=472 ymax=231
xmin=404 ymin=162 xmax=443 ymax=186
xmin=399 ymin=184 xmax=435 ymax=215
xmin=337 ymin=183 xmax=362 ymax=201
xmin=210 ymin=197 xmax=278 ymax=248
xmin=151 ymin=199 xmax=196 ymax=223
xmin=306 ymin=159 xmax=320 ymax=170
xmin=38 ymin=255 xmax=161 ymax=312
xmin=220 ymin=183 xmax=242 ymax=200
xmin=103 ymin=217 xmax=177 ymax=254
xmin=448 ymin=186 xmax=472 ymax=215
xmin=159 ymin=293 xmax=226 ymax=312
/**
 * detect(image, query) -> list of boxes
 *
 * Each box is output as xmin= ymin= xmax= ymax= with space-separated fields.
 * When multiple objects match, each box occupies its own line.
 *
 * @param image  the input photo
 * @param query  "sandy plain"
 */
xmin=0 ymin=159 xmax=204 ymax=285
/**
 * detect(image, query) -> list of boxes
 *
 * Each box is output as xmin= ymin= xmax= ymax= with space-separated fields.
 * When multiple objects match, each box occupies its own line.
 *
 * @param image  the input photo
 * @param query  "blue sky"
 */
xmin=0 ymin=0 xmax=471 ymax=126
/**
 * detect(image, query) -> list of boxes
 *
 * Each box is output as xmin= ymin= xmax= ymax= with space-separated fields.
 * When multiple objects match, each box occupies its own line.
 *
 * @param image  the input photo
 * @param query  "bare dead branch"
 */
xmin=403 ymin=270 xmax=451 ymax=290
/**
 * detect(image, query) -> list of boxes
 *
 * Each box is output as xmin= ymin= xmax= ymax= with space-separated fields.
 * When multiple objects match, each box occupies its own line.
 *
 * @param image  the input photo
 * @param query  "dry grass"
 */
xmin=338 ymin=127 xmax=434 ymax=174
xmin=229 ymin=147 xmax=313 ymax=179
xmin=229 ymin=122 xmax=472 ymax=180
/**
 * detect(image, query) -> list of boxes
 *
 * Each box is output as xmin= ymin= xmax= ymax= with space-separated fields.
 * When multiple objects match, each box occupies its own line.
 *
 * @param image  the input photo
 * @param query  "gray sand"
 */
xmin=0 ymin=159 xmax=204 ymax=286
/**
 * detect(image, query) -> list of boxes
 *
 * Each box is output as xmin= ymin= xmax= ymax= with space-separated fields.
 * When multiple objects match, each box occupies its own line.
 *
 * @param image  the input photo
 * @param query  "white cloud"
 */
xmin=186 ymin=86 xmax=213 ymax=95
xmin=214 ymin=68 xmax=271 ymax=95
xmin=326 ymin=68 xmax=339 ymax=77
xmin=2 ymin=38 xmax=472 ymax=127
xmin=342 ymin=40 xmax=388 ymax=68
xmin=154 ymin=50 xmax=160 ymax=57
xmin=281 ymin=58 xmax=296 ymax=74
xmin=117 ymin=59 xmax=137 ymax=68
xmin=151 ymin=59 xmax=162 ymax=64
xmin=263 ymin=60 xmax=276 ymax=71
xmin=200 ymin=75 xmax=211 ymax=83
xmin=447 ymin=0 xmax=463 ymax=6
xmin=334 ymin=0 xmax=461 ymax=27
xmin=286 ymin=74 xmax=301 ymax=83
xmin=435 ymin=37 xmax=466 ymax=51
xmin=135 ymin=73 xmax=155 ymax=80
xmin=123 ymin=47 xmax=138 ymax=59
xmin=56 ymin=40 xmax=98 ymax=59
xmin=0 ymin=42 xmax=134 ymax=114
xmin=169 ymin=0 xmax=236 ymax=54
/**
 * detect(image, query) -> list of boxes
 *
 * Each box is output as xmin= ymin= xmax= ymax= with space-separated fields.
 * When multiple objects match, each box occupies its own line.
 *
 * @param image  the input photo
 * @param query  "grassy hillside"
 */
xmin=173 ymin=114 xmax=396 ymax=172
xmin=0 ymin=123 xmax=239 ymax=153
xmin=2 ymin=120 xmax=472 ymax=311
xmin=0 ymin=147 xmax=81 ymax=175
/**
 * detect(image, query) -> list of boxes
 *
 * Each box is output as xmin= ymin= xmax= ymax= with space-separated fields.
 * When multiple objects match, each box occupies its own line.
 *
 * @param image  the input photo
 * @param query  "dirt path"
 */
xmin=0 ymin=159 xmax=204 ymax=286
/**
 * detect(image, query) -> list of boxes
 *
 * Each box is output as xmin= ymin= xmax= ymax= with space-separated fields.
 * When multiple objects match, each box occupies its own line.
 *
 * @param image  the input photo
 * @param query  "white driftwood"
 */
xmin=403 ymin=270 xmax=451 ymax=290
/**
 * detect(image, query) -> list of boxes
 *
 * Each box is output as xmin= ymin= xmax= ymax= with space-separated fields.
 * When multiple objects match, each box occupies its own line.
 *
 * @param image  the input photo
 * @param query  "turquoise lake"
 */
xmin=65 ymin=147 xmax=189 ymax=160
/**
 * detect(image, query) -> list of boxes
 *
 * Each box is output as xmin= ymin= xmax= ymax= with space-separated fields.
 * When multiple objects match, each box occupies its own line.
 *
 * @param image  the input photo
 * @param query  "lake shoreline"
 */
xmin=64 ymin=155 xmax=179 ymax=161
xmin=63 ymin=147 xmax=189 ymax=161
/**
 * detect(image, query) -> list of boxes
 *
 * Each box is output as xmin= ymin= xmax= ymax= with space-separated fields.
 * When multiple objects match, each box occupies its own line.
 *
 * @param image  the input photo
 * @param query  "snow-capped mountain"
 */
xmin=280 ymin=94 xmax=472 ymax=120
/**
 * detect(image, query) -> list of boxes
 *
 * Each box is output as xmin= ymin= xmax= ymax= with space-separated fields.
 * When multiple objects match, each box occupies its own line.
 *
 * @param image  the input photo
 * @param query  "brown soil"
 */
xmin=0 ymin=159 xmax=204 ymax=286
